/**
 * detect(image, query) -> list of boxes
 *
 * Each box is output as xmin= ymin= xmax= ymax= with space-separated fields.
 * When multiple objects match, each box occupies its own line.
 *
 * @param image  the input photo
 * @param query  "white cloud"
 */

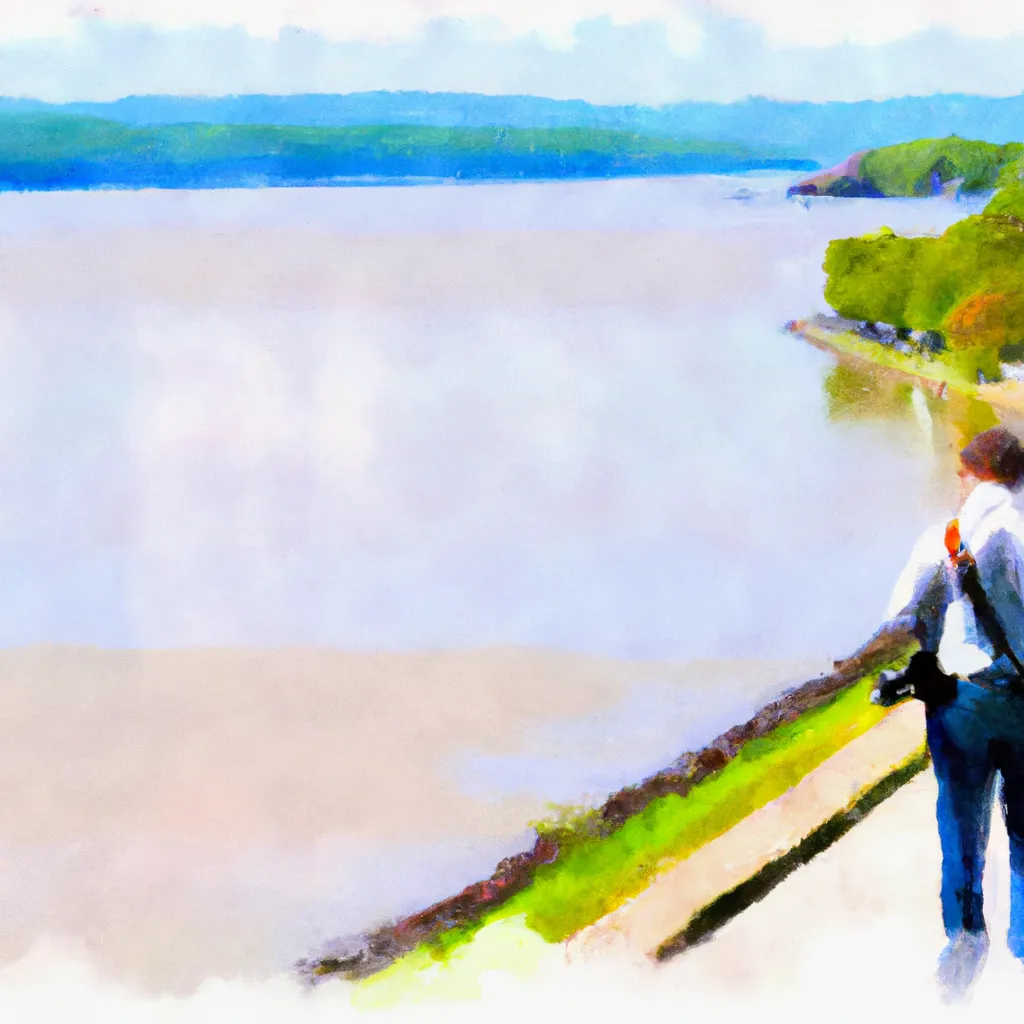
xmin=2 ymin=0 xmax=1024 ymax=103
xmin=0 ymin=0 xmax=703 ymax=53
xmin=707 ymin=0 xmax=1024 ymax=47
xmin=4 ymin=0 xmax=1024 ymax=51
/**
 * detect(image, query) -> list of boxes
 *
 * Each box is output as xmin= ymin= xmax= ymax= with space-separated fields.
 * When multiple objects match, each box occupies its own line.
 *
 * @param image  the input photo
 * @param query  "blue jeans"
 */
xmin=926 ymin=680 xmax=1024 ymax=955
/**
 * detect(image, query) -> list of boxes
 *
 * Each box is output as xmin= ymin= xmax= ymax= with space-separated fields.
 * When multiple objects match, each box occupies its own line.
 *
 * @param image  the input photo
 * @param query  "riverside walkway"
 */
xmin=319 ymin=639 xmax=1024 ymax=1012
xmin=565 ymin=701 xmax=1024 ymax=1012
xmin=652 ymin=769 xmax=1024 ymax=1014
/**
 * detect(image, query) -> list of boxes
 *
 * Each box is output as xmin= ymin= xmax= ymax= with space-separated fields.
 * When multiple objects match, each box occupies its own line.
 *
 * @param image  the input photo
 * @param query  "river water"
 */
xmin=0 ymin=176 xmax=999 ymax=998
xmin=0 ymin=177 xmax=989 ymax=656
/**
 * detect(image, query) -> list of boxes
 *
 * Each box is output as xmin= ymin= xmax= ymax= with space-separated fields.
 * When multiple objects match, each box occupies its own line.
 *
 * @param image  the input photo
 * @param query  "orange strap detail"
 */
xmin=944 ymin=518 xmax=962 ymax=559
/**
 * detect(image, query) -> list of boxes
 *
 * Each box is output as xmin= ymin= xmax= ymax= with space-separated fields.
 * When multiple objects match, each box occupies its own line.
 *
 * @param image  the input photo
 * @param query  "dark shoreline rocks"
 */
xmin=788 ymin=175 xmax=883 ymax=199
xmin=786 ymin=149 xmax=872 ymax=198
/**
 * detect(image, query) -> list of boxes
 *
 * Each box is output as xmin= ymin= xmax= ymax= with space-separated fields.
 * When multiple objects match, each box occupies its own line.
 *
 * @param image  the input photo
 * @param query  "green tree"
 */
xmin=824 ymin=228 xmax=926 ymax=327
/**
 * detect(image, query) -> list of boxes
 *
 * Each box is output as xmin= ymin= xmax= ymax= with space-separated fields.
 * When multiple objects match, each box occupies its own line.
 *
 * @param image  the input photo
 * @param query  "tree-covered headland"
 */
xmin=821 ymin=137 xmax=1024 ymax=382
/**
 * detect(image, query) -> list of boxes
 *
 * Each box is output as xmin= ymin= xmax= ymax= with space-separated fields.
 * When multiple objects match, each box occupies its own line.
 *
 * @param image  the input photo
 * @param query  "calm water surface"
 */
xmin=0 ymin=176 xmax=990 ymax=657
xmin=0 ymin=176 xmax=1002 ymax=991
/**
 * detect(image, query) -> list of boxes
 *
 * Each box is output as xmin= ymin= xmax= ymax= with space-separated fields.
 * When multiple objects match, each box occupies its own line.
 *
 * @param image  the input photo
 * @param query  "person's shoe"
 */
xmin=936 ymin=930 xmax=989 ymax=1003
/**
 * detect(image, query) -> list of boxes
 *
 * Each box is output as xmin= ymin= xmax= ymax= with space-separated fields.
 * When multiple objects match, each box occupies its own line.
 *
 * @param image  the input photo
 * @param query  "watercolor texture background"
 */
xmin=4 ymin=1 xmax=1024 ymax=1020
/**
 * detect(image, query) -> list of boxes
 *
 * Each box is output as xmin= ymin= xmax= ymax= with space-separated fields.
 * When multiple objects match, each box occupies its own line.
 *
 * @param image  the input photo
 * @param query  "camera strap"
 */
xmin=945 ymin=517 xmax=1024 ymax=697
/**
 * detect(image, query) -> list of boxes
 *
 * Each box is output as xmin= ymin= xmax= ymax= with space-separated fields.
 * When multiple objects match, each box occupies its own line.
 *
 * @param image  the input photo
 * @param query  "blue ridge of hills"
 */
xmin=1 ymin=91 xmax=1023 ymax=165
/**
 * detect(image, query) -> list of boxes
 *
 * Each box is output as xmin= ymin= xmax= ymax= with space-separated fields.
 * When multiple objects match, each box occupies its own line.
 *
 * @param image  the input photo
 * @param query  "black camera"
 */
xmin=871 ymin=666 xmax=916 ymax=707
xmin=870 ymin=651 xmax=958 ymax=708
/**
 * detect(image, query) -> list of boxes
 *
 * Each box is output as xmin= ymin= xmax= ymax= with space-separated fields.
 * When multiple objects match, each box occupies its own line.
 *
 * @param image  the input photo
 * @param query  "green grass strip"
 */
xmin=800 ymin=322 xmax=981 ymax=394
xmin=484 ymin=676 xmax=890 ymax=942
xmin=405 ymin=673 xmax=898 ymax=970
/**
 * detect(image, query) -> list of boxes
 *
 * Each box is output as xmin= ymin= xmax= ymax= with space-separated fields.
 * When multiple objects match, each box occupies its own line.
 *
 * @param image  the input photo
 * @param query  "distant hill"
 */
xmin=789 ymin=136 xmax=1024 ymax=197
xmin=0 ymin=115 xmax=816 ymax=191
xmin=3 ymin=90 xmax=1024 ymax=165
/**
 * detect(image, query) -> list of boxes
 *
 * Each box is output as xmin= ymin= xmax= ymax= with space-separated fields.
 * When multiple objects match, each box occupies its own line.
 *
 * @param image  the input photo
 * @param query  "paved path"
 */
xmin=435 ymin=767 xmax=1023 ymax=1019
xmin=559 ymin=703 xmax=1024 ymax=1014
xmin=568 ymin=702 xmax=929 ymax=963
xmin=647 ymin=767 xmax=1024 ymax=1015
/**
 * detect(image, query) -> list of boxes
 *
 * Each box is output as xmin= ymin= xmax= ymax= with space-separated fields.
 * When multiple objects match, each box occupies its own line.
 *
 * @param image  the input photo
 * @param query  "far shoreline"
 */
xmin=0 ymin=164 xmax=816 ymax=195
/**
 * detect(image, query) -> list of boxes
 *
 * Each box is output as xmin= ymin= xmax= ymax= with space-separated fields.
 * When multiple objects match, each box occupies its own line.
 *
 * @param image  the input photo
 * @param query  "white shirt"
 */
xmin=885 ymin=482 xmax=1024 ymax=678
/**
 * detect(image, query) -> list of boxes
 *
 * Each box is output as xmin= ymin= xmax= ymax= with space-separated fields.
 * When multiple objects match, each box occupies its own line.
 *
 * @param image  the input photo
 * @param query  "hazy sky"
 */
xmin=4 ymin=0 xmax=1024 ymax=103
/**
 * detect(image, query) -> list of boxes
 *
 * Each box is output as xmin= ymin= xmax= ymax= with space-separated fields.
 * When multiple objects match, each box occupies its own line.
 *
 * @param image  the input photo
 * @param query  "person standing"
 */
xmin=884 ymin=426 xmax=1024 ymax=1001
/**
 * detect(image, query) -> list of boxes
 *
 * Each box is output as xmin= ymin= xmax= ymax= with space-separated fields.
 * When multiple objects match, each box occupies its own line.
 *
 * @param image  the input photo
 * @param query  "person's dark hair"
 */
xmin=960 ymin=427 xmax=1024 ymax=489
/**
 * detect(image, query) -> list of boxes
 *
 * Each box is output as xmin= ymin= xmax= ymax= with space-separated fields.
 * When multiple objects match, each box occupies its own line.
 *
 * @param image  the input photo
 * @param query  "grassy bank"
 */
xmin=791 ymin=316 xmax=1024 ymax=421
xmin=790 ymin=317 xmax=982 ymax=393
xmin=347 ymin=649 xmax=912 ymax=1002
xmin=480 ymin=675 xmax=891 ymax=942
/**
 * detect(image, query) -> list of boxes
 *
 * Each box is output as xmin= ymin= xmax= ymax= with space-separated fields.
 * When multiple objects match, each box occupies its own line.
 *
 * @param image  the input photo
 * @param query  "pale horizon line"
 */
xmin=2 ymin=87 xmax=1024 ymax=110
